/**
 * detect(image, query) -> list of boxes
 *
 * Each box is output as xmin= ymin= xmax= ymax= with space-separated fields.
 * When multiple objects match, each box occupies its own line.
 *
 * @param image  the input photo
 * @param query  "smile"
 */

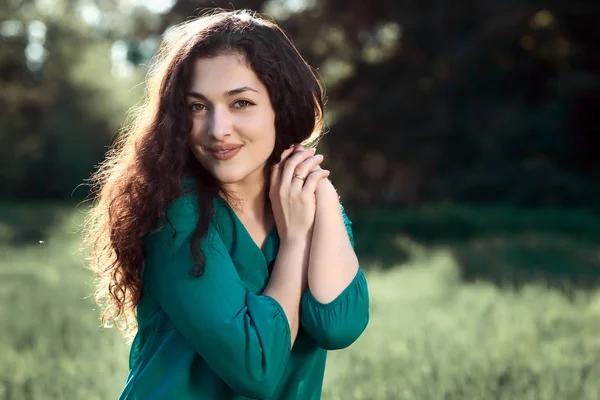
xmin=208 ymin=145 xmax=243 ymax=161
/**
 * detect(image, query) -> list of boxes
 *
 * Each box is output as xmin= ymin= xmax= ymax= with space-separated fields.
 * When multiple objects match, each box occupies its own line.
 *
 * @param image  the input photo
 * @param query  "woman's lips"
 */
xmin=209 ymin=145 xmax=243 ymax=161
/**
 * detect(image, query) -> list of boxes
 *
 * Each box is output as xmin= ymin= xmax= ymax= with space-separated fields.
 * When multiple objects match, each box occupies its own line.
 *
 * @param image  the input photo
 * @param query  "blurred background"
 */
xmin=1 ymin=0 xmax=600 ymax=399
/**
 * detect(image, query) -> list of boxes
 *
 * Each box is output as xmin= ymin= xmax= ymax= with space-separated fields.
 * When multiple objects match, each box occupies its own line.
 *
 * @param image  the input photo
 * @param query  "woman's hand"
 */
xmin=269 ymin=145 xmax=330 ymax=243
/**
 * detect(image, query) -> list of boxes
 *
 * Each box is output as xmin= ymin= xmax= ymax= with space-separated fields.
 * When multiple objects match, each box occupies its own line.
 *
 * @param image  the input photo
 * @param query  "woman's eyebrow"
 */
xmin=225 ymin=86 xmax=258 ymax=96
xmin=186 ymin=86 xmax=259 ymax=100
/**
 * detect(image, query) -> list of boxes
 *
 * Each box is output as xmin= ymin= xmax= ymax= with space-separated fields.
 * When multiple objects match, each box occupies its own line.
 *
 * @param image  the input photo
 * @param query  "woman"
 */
xmin=84 ymin=9 xmax=369 ymax=400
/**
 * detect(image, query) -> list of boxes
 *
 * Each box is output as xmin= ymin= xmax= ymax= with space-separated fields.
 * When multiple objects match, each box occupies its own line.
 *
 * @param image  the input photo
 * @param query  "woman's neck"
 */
xmin=221 ymin=168 xmax=270 ymax=220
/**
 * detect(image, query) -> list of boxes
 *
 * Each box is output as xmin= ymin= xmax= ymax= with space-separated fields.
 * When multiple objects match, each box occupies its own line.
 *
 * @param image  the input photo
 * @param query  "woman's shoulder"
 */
xmin=154 ymin=178 xmax=205 ymax=235
xmin=165 ymin=193 xmax=199 ymax=227
xmin=159 ymin=178 xmax=227 ymax=233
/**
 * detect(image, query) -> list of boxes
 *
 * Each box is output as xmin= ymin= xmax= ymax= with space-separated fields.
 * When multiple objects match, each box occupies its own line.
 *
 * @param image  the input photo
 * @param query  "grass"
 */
xmin=0 ymin=204 xmax=127 ymax=400
xmin=2 ymin=203 xmax=600 ymax=399
xmin=323 ymin=247 xmax=600 ymax=399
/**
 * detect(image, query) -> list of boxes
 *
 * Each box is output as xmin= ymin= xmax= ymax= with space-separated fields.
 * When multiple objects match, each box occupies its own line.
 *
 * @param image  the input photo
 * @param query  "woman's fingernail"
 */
xmin=315 ymin=154 xmax=323 ymax=158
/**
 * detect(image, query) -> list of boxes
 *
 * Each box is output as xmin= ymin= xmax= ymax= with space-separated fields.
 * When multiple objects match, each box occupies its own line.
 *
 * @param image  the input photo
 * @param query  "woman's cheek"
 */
xmin=189 ymin=118 xmax=205 ymax=143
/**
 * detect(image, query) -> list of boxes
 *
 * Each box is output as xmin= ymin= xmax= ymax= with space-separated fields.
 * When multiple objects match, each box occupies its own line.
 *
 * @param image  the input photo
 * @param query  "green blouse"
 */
xmin=118 ymin=191 xmax=369 ymax=400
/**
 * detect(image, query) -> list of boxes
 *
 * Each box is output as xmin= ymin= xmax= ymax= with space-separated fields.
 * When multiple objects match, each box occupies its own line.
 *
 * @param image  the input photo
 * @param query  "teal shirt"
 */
xmin=119 ymin=192 xmax=369 ymax=400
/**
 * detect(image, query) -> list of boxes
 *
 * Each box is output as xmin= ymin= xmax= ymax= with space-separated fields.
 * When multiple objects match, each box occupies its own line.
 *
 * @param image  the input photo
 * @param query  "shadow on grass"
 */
xmin=452 ymin=234 xmax=600 ymax=296
xmin=353 ymin=230 xmax=410 ymax=268
xmin=351 ymin=205 xmax=600 ymax=296
xmin=0 ymin=202 xmax=77 ymax=247
xmin=355 ymin=230 xmax=600 ymax=297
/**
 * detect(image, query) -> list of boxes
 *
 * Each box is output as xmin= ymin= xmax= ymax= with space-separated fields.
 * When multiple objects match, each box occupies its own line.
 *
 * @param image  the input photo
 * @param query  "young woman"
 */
xmin=84 ymin=9 xmax=369 ymax=400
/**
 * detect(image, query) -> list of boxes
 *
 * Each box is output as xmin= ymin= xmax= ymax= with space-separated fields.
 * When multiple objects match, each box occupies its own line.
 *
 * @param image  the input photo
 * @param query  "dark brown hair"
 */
xmin=82 ymin=9 xmax=324 ymax=341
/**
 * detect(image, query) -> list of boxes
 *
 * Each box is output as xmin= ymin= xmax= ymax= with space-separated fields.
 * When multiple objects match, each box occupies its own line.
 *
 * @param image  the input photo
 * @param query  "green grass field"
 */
xmin=2 ymin=203 xmax=600 ymax=399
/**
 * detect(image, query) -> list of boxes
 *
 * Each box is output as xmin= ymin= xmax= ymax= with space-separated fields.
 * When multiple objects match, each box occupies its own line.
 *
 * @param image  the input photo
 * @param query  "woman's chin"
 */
xmin=208 ymin=164 xmax=265 ymax=186
xmin=211 ymin=170 xmax=249 ymax=185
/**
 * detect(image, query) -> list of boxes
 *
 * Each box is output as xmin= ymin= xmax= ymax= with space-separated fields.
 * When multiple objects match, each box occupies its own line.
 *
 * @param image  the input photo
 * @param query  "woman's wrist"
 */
xmin=315 ymin=179 xmax=339 ymax=212
xmin=279 ymin=233 xmax=312 ymax=249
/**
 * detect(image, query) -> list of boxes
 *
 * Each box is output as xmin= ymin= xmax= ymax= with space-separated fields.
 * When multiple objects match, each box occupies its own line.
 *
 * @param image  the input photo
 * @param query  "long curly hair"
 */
xmin=82 ymin=9 xmax=325 ymax=342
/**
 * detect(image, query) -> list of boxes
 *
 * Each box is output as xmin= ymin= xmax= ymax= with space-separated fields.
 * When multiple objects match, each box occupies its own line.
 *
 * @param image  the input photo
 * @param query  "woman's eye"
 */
xmin=189 ymin=103 xmax=206 ymax=112
xmin=234 ymin=100 xmax=254 ymax=108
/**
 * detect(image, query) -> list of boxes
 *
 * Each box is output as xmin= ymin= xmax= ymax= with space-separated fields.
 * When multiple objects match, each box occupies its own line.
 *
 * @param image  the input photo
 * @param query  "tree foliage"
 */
xmin=2 ymin=0 xmax=598 ymax=208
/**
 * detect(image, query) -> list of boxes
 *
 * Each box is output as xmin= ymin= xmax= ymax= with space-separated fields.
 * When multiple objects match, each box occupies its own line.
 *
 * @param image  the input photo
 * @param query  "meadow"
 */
xmin=2 ymin=203 xmax=600 ymax=399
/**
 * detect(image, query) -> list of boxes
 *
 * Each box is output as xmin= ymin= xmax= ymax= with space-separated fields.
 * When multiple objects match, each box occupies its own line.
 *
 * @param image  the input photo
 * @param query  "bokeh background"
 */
xmin=2 ymin=0 xmax=600 ymax=399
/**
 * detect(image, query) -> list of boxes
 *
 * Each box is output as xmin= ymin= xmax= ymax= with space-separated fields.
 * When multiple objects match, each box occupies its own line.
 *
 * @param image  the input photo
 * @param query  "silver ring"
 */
xmin=293 ymin=174 xmax=305 ymax=181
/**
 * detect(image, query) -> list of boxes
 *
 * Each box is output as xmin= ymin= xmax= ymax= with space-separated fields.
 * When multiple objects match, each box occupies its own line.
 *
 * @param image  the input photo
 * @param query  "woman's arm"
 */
xmin=308 ymin=180 xmax=359 ymax=302
xmin=262 ymin=235 xmax=311 ymax=347
xmin=265 ymin=145 xmax=330 ymax=346
xmin=144 ymin=196 xmax=291 ymax=399
xmin=299 ymin=179 xmax=370 ymax=349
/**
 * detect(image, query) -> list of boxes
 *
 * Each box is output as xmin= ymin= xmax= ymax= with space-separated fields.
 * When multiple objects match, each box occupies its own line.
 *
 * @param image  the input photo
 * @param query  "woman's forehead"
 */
xmin=188 ymin=54 xmax=264 ymax=96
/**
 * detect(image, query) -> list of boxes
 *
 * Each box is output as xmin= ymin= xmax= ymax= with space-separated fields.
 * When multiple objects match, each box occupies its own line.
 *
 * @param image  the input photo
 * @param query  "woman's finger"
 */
xmin=295 ymin=155 xmax=324 ymax=178
xmin=289 ymin=155 xmax=324 ymax=193
xmin=270 ymin=145 xmax=296 ymax=188
xmin=280 ymin=148 xmax=316 ymax=187
xmin=301 ymin=169 xmax=330 ymax=195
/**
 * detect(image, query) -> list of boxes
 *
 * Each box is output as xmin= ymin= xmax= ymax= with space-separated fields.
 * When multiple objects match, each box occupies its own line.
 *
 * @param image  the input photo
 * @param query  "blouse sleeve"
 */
xmin=142 ymin=195 xmax=290 ymax=399
xmin=299 ymin=204 xmax=370 ymax=350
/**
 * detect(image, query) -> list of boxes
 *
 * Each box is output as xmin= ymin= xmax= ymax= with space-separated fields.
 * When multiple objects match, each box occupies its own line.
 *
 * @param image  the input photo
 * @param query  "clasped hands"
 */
xmin=269 ymin=144 xmax=333 ymax=243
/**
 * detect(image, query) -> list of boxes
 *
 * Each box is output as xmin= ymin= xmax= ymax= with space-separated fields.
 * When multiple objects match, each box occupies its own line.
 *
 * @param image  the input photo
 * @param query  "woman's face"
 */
xmin=186 ymin=52 xmax=277 ymax=186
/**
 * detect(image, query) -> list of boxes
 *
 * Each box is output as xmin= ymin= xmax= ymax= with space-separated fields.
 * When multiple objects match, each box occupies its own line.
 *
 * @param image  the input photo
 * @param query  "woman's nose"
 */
xmin=208 ymin=107 xmax=233 ymax=139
